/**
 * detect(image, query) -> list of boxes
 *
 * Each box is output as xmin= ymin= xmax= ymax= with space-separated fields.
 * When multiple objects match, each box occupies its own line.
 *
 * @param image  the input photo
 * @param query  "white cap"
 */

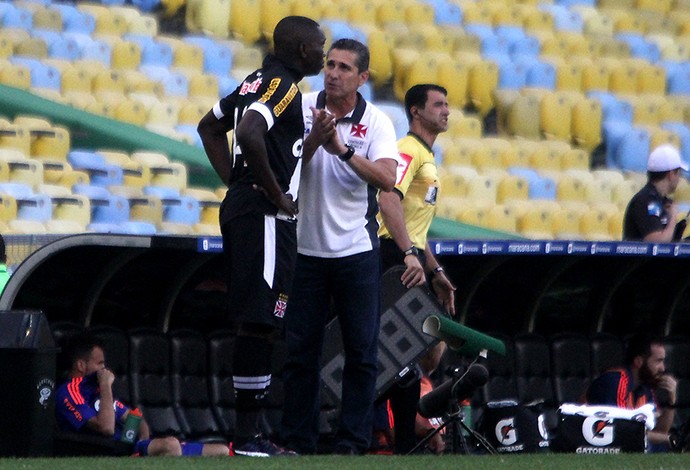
xmin=647 ymin=144 xmax=688 ymax=172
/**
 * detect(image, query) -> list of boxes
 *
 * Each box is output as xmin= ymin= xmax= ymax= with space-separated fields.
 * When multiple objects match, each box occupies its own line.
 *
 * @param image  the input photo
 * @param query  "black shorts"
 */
xmin=221 ymin=212 xmax=297 ymax=329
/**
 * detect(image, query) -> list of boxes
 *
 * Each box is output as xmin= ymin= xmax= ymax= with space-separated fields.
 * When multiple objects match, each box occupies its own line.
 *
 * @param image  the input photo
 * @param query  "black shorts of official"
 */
xmin=221 ymin=212 xmax=297 ymax=329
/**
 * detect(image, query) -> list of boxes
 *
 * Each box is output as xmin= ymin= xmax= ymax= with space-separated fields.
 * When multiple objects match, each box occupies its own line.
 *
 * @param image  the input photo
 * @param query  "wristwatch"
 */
xmin=338 ymin=144 xmax=355 ymax=162
xmin=403 ymin=246 xmax=419 ymax=257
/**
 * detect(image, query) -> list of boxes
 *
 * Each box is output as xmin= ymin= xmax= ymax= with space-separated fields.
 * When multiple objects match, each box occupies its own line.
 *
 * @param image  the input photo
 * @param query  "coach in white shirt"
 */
xmin=281 ymin=38 xmax=400 ymax=455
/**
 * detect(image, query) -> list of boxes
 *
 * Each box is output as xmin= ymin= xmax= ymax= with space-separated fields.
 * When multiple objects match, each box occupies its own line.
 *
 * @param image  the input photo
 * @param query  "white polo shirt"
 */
xmin=297 ymin=91 xmax=400 ymax=258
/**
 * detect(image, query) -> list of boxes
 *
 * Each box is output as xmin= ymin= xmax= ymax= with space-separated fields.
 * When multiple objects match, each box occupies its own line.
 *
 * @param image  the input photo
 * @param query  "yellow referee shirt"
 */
xmin=378 ymin=133 xmax=439 ymax=249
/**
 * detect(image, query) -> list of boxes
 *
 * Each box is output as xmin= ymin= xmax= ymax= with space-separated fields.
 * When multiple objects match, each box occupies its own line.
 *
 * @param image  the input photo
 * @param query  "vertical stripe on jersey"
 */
xmin=364 ymin=184 xmax=380 ymax=250
xmin=263 ymin=216 xmax=276 ymax=288
xmin=67 ymin=377 xmax=85 ymax=405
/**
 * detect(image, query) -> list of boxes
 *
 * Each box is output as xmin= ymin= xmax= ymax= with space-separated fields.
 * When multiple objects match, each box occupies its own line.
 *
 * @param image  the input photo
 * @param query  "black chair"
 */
xmin=550 ymin=333 xmax=591 ymax=405
xmin=589 ymin=332 xmax=624 ymax=379
xmin=50 ymin=321 xmax=84 ymax=381
xmin=128 ymin=327 xmax=185 ymax=439
xmin=207 ymin=330 xmax=236 ymax=439
xmin=169 ymin=329 xmax=225 ymax=442
xmin=90 ymin=325 xmax=131 ymax=405
xmin=514 ymin=333 xmax=554 ymax=406
xmin=481 ymin=332 xmax=518 ymax=403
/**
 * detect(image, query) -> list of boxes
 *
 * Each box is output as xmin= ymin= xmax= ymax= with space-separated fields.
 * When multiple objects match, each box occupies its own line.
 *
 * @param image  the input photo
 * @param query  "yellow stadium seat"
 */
xmin=583 ymin=178 xmax=614 ymax=204
xmin=458 ymin=206 xmax=488 ymax=227
xmin=127 ymin=13 xmax=159 ymax=36
xmin=517 ymin=207 xmax=555 ymax=239
xmin=448 ymin=113 xmax=482 ymax=139
xmin=637 ymin=64 xmax=666 ymax=95
xmin=178 ymin=102 xmax=208 ymax=126
xmin=291 ymin=0 xmax=324 ymax=19
xmin=0 ymin=152 xmax=43 ymax=189
xmin=114 ymin=99 xmax=148 ymax=127
xmin=111 ymin=40 xmax=142 ymax=71
xmin=553 ymin=61 xmax=583 ymax=92
xmin=79 ymin=4 xmax=127 ymax=36
xmin=465 ymin=175 xmax=498 ymax=205
xmin=0 ymin=123 xmax=31 ymax=157
xmin=486 ymin=205 xmax=518 ymax=233
xmin=553 ymin=207 xmax=584 ymax=240
xmin=7 ymin=219 xmax=46 ymax=235
xmin=14 ymin=37 xmax=48 ymax=58
xmin=186 ymin=0 xmax=231 ymax=38
xmin=592 ymin=169 xmax=625 ymax=185
xmin=580 ymin=208 xmax=614 ymax=241
xmin=555 ymin=174 xmax=586 ymax=203
xmin=0 ymin=193 xmax=17 ymax=224
xmin=50 ymin=193 xmax=91 ymax=228
xmin=259 ymin=0 xmax=291 ymax=41
xmin=347 ymin=2 xmax=378 ymax=27
xmin=506 ymin=93 xmax=541 ymax=140
xmin=438 ymin=172 xmax=469 ymax=198
xmin=571 ymin=97 xmax=602 ymax=152
xmin=193 ymin=222 xmax=221 ymax=235
xmin=366 ymin=28 xmax=393 ymax=86
xmin=129 ymin=195 xmax=163 ymax=226
xmin=188 ymin=73 xmax=219 ymax=100
xmin=172 ymin=42 xmax=204 ymax=72
xmin=437 ymin=61 xmax=470 ymax=109
xmin=522 ymin=7 xmax=554 ymax=33
xmin=147 ymin=101 xmax=180 ymax=128
xmin=608 ymin=62 xmax=638 ymax=95
xmin=627 ymin=95 xmax=661 ymax=126
xmin=540 ymin=92 xmax=572 ymax=142
xmin=395 ymin=54 xmax=440 ymax=102
xmin=636 ymin=0 xmax=671 ymax=14
xmin=56 ymin=169 xmax=90 ymax=188
xmin=608 ymin=210 xmax=625 ymax=239
xmin=446 ymin=137 xmax=487 ymax=167
xmin=230 ymin=44 xmax=263 ymax=70
xmin=468 ymin=60 xmax=499 ymax=117
xmin=0 ymin=60 xmax=30 ymax=90
xmin=510 ymin=139 xmax=543 ymax=168
xmin=658 ymin=98 xmax=684 ymax=123
xmin=131 ymin=151 xmax=169 ymax=166
xmin=528 ymin=143 xmax=561 ymax=171
xmin=580 ymin=62 xmax=610 ymax=93
xmin=649 ymin=128 xmax=681 ymax=152
xmin=32 ymin=7 xmax=63 ymax=31
xmin=230 ymin=0 xmax=261 ymax=43
xmin=583 ymin=12 xmax=614 ymax=36
xmin=483 ymin=137 xmax=517 ymax=169
xmin=493 ymin=89 xmax=521 ymax=136
xmin=150 ymin=162 xmax=188 ymax=190
xmin=493 ymin=4 xmax=523 ymax=27
xmin=496 ymin=175 xmax=529 ymax=204
xmin=29 ymin=124 xmax=70 ymax=161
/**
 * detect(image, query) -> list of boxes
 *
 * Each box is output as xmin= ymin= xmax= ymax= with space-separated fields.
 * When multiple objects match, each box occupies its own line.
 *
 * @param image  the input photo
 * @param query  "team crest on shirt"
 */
xmin=274 ymin=293 xmax=288 ymax=318
xmin=350 ymin=124 xmax=368 ymax=138
xmin=647 ymin=202 xmax=661 ymax=217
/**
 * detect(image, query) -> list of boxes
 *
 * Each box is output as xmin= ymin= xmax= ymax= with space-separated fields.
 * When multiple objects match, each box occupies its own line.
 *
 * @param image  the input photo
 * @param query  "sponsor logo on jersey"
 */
xmin=273 ymin=83 xmax=298 ymax=117
xmin=239 ymin=78 xmax=263 ymax=96
xmin=274 ymin=293 xmax=288 ymax=318
xmin=350 ymin=124 xmax=368 ymax=138
xmin=259 ymin=78 xmax=281 ymax=103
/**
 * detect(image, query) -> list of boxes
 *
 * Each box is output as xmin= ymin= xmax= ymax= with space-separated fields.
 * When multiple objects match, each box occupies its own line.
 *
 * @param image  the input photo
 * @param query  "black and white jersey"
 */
xmin=214 ymin=55 xmax=305 ymax=222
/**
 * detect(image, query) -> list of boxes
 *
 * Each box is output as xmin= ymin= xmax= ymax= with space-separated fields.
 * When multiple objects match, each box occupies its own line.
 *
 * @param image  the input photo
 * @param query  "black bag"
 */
xmin=477 ymin=400 xmax=550 ymax=453
xmin=550 ymin=412 xmax=646 ymax=453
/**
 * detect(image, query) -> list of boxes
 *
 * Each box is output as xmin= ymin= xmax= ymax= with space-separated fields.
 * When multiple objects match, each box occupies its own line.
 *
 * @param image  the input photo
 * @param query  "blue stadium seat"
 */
xmin=52 ymin=4 xmax=95 ymax=35
xmin=479 ymin=36 xmax=511 ymax=65
xmin=47 ymin=36 xmax=81 ymax=61
xmin=183 ymin=36 xmax=233 ymax=76
xmin=508 ymin=167 xmax=557 ymax=200
xmin=68 ymin=150 xmax=123 ymax=187
xmin=163 ymin=196 xmax=200 ymax=225
xmin=510 ymin=36 xmax=541 ymax=60
xmin=498 ymin=61 xmax=528 ymax=90
xmin=79 ymin=38 xmax=111 ymax=66
xmin=130 ymin=0 xmax=161 ymax=13
xmin=667 ymin=63 xmax=690 ymax=96
xmin=217 ymin=75 xmax=239 ymax=97
xmin=602 ymin=120 xmax=634 ymax=169
xmin=0 ymin=182 xmax=53 ymax=222
xmin=174 ymin=125 xmax=203 ymax=147
xmin=9 ymin=57 xmax=61 ymax=92
xmin=542 ymin=4 xmax=583 ymax=32
xmin=495 ymin=25 xmax=525 ymax=44
xmin=2 ymin=5 xmax=33 ymax=29
xmin=423 ymin=0 xmax=462 ymax=25
xmin=615 ymin=127 xmax=650 ymax=172
xmin=588 ymin=91 xmax=633 ymax=125
xmin=73 ymin=184 xmax=130 ymax=225
xmin=30 ymin=29 xmax=61 ymax=46
xmin=525 ymin=60 xmax=557 ymax=89
xmin=140 ymin=39 xmax=173 ymax=68
xmin=615 ymin=33 xmax=660 ymax=63
xmin=114 ymin=220 xmax=157 ymax=234
xmin=143 ymin=185 xmax=179 ymax=199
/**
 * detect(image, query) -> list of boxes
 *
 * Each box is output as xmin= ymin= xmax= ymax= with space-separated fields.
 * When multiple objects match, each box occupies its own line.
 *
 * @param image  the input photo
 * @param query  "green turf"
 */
xmin=2 ymin=454 xmax=690 ymax=470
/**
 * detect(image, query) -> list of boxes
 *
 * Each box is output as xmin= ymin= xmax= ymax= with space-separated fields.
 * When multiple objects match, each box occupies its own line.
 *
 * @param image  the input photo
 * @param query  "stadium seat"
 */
xmin=615 ymin=127 xmax=651 ymax=172
xmin=87 ymin=325 xmax=131 ymax=403
xmin=485 ymin=204 xmax=518 ymax=233
xmin=506 ymin=93 xmax=541 ymax=139
xmin=550 ymin=333 xmax=591 ymax=404
xmin=517 ymin=206 xmax=555 ymax=239
xmin=514 ymin=333 xmax=554 ymax=404
xmin=571 ymin=97 xmax=602 ymax=152
xmin=129 ymin=328 xmax=185 ymax=438
xmin=170 ymin=329 xmax=225 ymax=440
xmin=468 ymin=60 xmax=499 ymax=116
xmin=541 ymin=91 xmax=575 ymax=142
xmin=207 ymin=330 xmax=236 ymax=438
xmin=552 ymin=206 xmax=582 ymax=240
xmin=589 ymin=332 xmax=624 ymax=379
xmin=579 ymin=208 xmax=614 ymax=241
